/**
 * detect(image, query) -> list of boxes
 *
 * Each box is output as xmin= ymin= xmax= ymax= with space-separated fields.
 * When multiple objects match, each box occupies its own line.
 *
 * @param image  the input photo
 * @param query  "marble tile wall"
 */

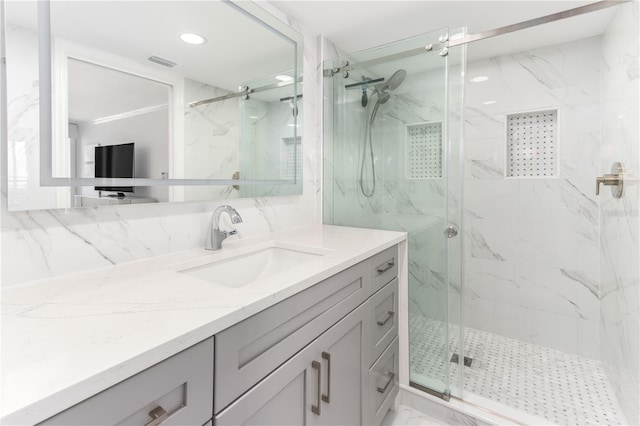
xmin=462 ymin=37 xmax=602 ymax=359
xmin=181 ymin=78 xmax=240 ymax=202
xmin=322 ymin=35 xmax=456 ymax=390
xmin=238 ymin=97 xmax=303 ymax=198
xmin=599 ymin=2 xmax=639 ymax=423
xmin=322 ymin=38 xmax=450 ymax=327
xmin=325 ymin=35 xmax=604 ymax=360
xmin=1 ymin=11 xmax=321 ymax=287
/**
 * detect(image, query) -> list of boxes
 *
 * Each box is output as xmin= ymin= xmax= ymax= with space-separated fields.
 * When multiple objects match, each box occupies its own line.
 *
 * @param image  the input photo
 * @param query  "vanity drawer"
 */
xmin=369 ymin=245 xmax=398 ymax=295
xmin=368 ymin=337 xmax=399 ymax=426
xmin=368 ymin=278 xmax=398 ymax=367
xmin=214 ymin=260 xmax=368 ymax=413
xmin=40 ymin=338 xmax=214 ymax=426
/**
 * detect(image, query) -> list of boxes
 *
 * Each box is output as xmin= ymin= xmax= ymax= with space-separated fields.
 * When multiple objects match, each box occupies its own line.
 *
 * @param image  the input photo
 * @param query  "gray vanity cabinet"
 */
xmin=215 ymin=304 xmax=366 ymax=426
xmin=36 ymin=244 xmax=400 ymax=426
xmin=39 ymin=338 xmax=214 ymax=426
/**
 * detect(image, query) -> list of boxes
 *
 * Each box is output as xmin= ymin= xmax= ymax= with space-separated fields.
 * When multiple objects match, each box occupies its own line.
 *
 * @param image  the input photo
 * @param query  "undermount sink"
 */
xmin=179 ymin=246 xmax=324 ymax=288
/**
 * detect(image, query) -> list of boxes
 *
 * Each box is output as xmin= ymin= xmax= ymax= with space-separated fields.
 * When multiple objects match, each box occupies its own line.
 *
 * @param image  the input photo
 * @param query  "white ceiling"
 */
xmin=270 ymin=1 xmax=616 ymax=56
xmin=5 ymin=1 xmax=299 ymax=92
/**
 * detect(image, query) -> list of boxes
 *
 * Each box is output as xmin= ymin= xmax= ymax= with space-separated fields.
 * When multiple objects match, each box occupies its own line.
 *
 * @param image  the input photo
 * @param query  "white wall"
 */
xmin=75 ymin=109 xmax=170 ymax=202
xmin=599 ymin=2 xmax=640 ymax=423
xmin=1 ymin=12 xmax=321 ymax=287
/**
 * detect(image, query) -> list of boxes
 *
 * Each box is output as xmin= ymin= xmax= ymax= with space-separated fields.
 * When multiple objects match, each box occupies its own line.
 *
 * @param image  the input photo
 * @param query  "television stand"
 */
xmin=106 ymin=193 xmax=127 ymax=198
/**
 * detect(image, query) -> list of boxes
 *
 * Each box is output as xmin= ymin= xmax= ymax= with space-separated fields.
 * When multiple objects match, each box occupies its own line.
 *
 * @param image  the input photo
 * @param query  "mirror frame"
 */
xmin=37 ymin=0 xmax=302 ymax=188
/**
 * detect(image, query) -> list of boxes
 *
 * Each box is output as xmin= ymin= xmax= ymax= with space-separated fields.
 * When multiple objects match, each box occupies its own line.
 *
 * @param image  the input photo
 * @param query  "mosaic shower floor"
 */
xmin=409 ymin=314 xmax=628 ymax=425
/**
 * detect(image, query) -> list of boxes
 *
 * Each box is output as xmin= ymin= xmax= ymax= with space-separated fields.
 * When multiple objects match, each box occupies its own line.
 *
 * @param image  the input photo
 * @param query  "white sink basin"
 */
xmin=179 ymin=246 xmax=324 ymax=288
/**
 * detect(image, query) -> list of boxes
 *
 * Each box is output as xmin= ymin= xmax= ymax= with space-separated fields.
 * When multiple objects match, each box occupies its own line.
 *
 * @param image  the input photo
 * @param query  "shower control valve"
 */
xmin=596 ymin=162 xmax=624 ymax=198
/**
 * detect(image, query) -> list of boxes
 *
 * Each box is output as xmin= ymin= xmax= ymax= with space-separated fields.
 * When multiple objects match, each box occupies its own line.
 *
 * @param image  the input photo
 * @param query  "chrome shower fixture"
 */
xmin=359 ymin=69 xmax=407 ymax=198
xmin=369 ymin=69 xmax=406 ymax=124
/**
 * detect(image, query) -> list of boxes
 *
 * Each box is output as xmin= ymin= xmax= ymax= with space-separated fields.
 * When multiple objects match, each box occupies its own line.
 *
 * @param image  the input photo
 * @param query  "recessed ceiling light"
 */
xmin=180 ymin=33 xmax=206 ymax=45
xmin=276 ymin=75 xmax=294 ymax=82
xmin=470 ymin=76 xmax=489 ymax=83
xmin=483 ymin=100 xmax=497 ymax=105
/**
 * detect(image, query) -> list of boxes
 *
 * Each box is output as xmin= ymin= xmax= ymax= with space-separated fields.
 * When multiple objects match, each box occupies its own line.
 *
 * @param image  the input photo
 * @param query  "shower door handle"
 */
xmin=444 ymin=225 xmax=458 ymax=239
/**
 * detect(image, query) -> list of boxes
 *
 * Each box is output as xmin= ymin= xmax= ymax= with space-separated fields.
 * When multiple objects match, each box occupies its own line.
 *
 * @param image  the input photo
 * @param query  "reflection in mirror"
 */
xmin=68 ymin=59 xmax=171 ymax=204
xmin=4 ymin=0 xmax=303 ymax=211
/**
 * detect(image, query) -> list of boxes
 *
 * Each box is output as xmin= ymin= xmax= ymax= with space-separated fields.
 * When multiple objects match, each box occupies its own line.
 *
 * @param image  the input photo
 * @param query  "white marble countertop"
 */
xmin=1 ymin=224 xmax=406 ymax=425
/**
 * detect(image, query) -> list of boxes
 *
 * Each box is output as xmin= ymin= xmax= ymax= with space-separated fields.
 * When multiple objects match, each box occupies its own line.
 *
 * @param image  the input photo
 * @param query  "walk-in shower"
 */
xmin=324 ymin=1 xmax=638 ymax=425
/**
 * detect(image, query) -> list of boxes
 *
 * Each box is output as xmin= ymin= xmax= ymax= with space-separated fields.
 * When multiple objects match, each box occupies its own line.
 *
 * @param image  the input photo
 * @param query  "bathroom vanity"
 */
xmin=1 ymin=225 xmax=405 ymax=425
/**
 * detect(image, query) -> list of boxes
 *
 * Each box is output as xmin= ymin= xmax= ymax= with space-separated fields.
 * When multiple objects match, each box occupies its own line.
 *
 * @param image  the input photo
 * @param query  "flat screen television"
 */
xmin=94 ymin=143 xmax=134 ymax=194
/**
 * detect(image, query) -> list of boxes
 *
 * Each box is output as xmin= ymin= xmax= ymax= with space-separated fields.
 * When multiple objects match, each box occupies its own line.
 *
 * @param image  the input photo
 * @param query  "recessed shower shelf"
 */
xmin=506 ymin=109 xmax=558 ymax=177
xmin=406 ymin=122 xmax=443 ymax=180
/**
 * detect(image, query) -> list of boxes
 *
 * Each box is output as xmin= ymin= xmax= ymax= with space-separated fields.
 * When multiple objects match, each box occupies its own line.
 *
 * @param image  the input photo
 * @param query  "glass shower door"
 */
xmin=322 ymin=27 xmax=463 ymax=399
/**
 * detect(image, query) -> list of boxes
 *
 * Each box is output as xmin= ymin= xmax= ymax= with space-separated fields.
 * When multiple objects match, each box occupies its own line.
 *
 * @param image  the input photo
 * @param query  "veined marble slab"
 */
xmin=1 ymin=224 xmax=406 ymax=425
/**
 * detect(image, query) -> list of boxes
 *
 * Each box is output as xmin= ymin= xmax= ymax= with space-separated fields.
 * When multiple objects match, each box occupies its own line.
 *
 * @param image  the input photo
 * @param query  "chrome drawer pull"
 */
xmin=376 ymin=261 xmax=395 ymax=274
xmin=376 ymin=311 xmax=395 ymax=326
xmin=377 ymin=372 xmax=395 ymax=394
xmin=322 ymin=351 xmax=331 ymax=403
xmin=145 ymin=406 xmax=169 ymax=426
xmin=312 ymin=360 xmax=321 ymax=415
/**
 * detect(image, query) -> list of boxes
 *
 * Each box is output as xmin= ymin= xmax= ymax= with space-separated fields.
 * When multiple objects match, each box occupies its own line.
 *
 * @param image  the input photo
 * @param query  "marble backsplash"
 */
xmin=1 ymin=15 xmax=321 ymax=287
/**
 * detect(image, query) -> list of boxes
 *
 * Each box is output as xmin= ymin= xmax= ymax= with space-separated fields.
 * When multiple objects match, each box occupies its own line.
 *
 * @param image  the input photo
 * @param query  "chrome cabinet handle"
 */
xmin=376 ymin=261 xmax=394 ymax=274
xmin=322 ymin=351 xmax=331 ymax=403
xmin=377 ymin=311 xmax=395 ymax=326
xmin=145 ymin=406 xmax=169 ymax=426
xmin=312 ymin=360 xmax=321 ymax=415
xmin=377 ymin=372 xmax=395 ymax=394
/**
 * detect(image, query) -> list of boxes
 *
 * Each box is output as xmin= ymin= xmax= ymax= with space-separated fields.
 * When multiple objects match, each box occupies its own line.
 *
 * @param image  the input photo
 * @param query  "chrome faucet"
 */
xmin=205 ymin=205 xmax=243 ymax=251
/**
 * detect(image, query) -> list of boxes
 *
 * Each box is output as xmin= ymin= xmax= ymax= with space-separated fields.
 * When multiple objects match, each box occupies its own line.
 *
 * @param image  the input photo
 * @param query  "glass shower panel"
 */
xmin=323 ymin=28 xmax=458 ymax=397
xmin=445 ymin=27 xmax=467 ymax=399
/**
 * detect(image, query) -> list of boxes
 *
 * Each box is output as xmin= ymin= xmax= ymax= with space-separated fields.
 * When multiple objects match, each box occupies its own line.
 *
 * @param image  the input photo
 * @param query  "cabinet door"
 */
xmin=215 ymin=338 xmax=315 ymax=425
xmin=215 ymin=304 xmax=367 ymax=426
xmin=314 ymin=305 xmax=367 ymax=426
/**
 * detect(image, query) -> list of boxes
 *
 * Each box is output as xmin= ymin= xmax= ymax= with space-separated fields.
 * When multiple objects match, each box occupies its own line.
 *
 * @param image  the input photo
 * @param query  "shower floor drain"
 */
xmin=450 ymin=353 xmax=473 ymax=367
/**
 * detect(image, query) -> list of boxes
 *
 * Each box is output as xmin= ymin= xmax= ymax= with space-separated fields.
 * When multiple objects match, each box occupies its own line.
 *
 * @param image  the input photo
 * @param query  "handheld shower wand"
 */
xmin=359 ymin=69 xmax=407 ymax=197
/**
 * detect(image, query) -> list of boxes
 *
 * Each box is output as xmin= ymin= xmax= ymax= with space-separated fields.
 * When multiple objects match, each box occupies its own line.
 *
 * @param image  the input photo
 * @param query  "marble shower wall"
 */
xmin=1 ymin=11 xmax=321 ymax=287
xmin=181 ymin=78 xmax=240 ymax=202
xmin=322 ymin=35 xmax=451 ymax=329
xmin=599 ymin=2 xmax=639 ymax=423
xmin=462 ymin=37 xmax=603 ymax=359
xmin=324 ymin=35 xmax=607 ymax=360
xmin=238 ymin=96 xmax=303 ymax=198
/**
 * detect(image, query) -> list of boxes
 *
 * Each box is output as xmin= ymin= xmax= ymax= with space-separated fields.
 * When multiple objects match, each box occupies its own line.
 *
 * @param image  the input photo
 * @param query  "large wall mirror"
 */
xmin=4 ymin=0 xmax=303 ymax=211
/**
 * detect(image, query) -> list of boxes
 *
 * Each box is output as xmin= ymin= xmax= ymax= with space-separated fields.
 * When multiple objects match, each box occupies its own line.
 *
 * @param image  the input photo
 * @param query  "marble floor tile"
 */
xmin=382 ymin=405 xmax=447 ymax=426
xmin=410 ymin=314 xmax=628 ymax=425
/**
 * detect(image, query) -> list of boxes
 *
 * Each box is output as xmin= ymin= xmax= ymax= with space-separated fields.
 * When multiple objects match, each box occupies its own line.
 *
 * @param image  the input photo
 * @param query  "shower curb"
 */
xmin=397 ymin=385 xmax=553 ymax=425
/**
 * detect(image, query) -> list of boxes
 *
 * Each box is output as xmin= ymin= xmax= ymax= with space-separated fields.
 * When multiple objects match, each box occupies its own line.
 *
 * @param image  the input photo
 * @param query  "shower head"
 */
xmin=369 ymin=69 xmax=406 ymax=124
xmin=384 ymin=69 xmax=407 ymax=91
xmin=374 ymin=69 xmax=407 ymax=93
